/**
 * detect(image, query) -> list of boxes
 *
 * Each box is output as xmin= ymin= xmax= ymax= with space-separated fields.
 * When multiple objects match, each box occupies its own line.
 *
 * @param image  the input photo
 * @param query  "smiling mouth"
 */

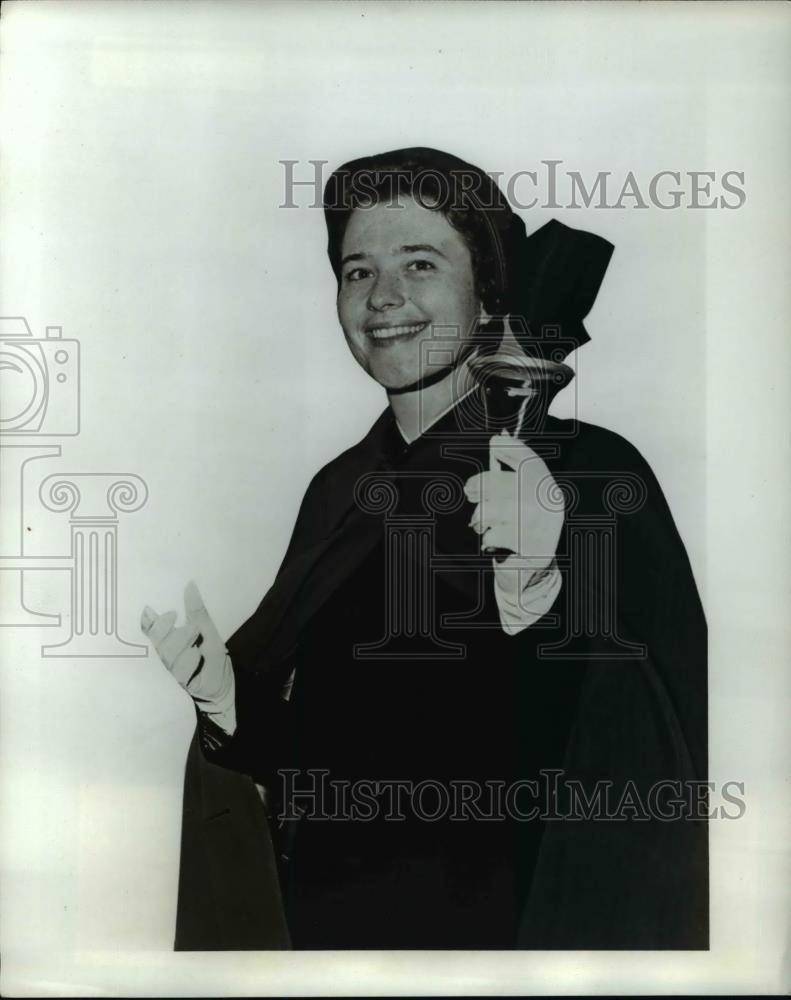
xmin=365 ymin=321 xmax=429 ymax=343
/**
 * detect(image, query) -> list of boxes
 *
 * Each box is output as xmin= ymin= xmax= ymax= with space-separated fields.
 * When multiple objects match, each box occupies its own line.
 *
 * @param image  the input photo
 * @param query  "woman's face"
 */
xmin=337 ymin=196 xmax=483 ymax=390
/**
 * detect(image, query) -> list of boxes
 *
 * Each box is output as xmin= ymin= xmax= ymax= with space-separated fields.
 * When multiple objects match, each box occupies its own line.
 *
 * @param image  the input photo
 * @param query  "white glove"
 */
xmin=464 ymin=432 xmax=565 ymax=636
xmin=140 ymin=581 xmax=237 ymax=735
xmin=491 ymin=555 xmax=562 ymax=636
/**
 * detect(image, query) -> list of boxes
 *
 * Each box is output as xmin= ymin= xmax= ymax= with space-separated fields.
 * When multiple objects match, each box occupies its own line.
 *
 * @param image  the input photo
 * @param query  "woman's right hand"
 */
xmin=140 ymin=581 xmax=237 ymax=736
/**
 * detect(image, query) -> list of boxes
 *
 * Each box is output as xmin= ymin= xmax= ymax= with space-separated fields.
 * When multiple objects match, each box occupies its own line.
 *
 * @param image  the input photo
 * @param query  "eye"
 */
xmin=344 ymin=266 xmax=373 ymax=282
xmin=406 ymin=258 xmax=436 ymax=273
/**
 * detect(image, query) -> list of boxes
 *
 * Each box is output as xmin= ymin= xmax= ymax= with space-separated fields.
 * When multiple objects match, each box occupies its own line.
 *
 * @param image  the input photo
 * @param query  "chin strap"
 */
xmin=386 ymin=331 xmax=494 ymax=396
xmin=387 ymin=362 xmax=458 ymax=395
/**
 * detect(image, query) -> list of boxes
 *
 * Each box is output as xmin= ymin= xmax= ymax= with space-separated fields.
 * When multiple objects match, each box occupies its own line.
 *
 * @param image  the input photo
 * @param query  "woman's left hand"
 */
xmin=463 ymin=432 xmax=565 ymax=570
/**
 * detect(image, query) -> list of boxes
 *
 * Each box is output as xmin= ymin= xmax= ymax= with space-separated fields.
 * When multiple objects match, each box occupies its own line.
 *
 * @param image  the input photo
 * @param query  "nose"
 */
xmin=367 ymin=270 xmax=405 ymax=312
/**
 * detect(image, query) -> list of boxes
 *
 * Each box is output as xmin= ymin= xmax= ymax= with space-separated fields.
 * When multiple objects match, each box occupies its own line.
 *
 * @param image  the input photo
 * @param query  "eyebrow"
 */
xmin=340 ymin=244 xmax=447 ymax=268
xmin=401 ymin=243 xmax=446 ymax=258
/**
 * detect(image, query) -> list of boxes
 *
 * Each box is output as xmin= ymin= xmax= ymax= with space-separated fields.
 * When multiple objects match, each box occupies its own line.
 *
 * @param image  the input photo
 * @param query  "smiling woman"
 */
xmin=144 ymin=146 xmax=708 ymax=952
xmin=337 ymin=198 xmax=481 ymax=390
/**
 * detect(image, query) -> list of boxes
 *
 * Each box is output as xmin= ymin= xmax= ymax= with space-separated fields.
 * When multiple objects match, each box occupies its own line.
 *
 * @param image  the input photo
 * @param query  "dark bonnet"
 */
xmin=323 ymin=146 xmax=614 ymax=362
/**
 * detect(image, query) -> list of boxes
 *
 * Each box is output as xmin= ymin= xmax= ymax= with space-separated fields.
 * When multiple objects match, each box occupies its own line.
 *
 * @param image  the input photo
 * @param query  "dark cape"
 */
xmin=173 ymin=222 xmax=708 ymax=950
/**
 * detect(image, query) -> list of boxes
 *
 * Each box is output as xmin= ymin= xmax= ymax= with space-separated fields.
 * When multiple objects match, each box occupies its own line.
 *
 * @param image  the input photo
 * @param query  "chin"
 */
xmin=373 ymin=369 xmax=418 ymax=391
xmin=363 ymin=356 xmax=420 ymax=391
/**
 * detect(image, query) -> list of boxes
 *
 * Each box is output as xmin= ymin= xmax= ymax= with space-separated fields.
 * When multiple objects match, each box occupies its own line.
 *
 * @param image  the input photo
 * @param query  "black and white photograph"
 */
xmin=0 ymin=1 xmax=788 ymax=995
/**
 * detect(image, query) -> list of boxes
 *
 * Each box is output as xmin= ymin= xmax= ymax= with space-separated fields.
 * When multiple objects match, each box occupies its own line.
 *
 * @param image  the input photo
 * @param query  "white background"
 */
xmin=0 ymin=1 xmax=788 ymax=995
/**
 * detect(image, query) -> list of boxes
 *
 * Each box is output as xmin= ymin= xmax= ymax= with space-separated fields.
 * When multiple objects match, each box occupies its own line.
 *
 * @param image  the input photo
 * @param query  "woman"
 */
xmin=143 ymin=147 xmax=708 ymax=950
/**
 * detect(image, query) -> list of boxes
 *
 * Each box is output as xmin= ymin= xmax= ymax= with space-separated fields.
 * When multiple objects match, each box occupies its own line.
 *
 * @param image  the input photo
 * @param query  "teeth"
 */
xmin=368 ymin=323 xmax=426 ymax=340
